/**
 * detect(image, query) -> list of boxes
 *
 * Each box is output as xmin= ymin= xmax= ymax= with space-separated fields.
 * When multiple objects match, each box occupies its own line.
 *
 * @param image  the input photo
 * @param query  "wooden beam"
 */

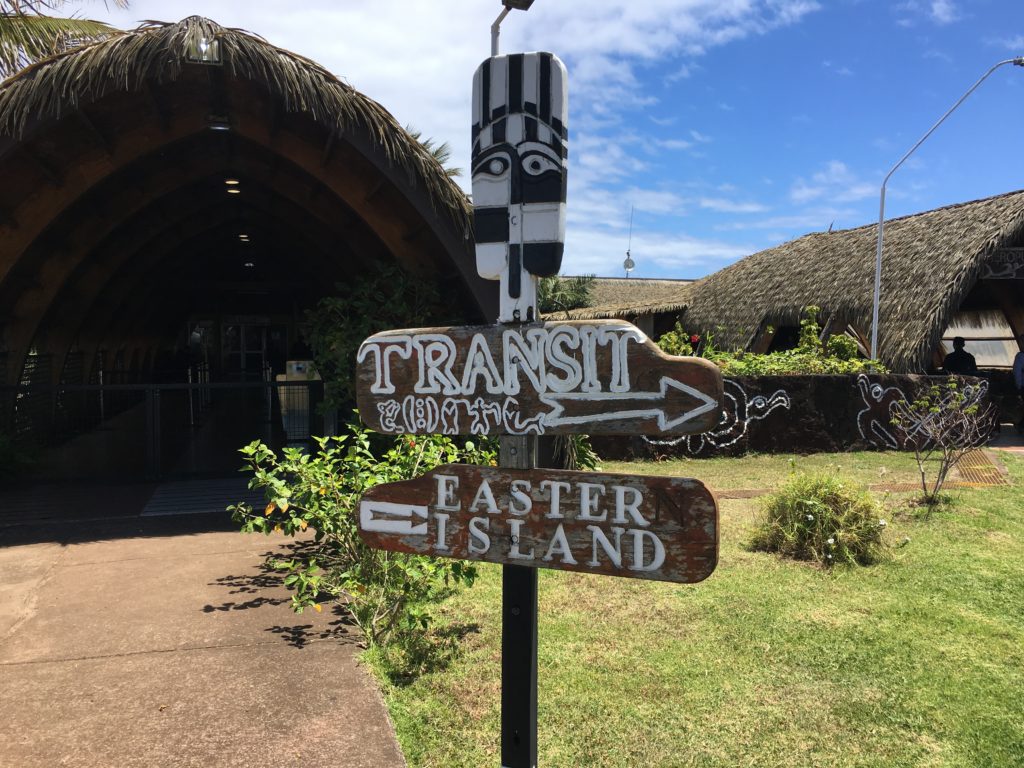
xmin=989 ymin=281 xmax=1024 ymax=342
xmin=19 ymin=146 xmax=63 ymax=187
xmin=364 ymin=178 xmax=386 ymax=203
xmin=848 ymin=325 xmax=871 ymax=358
xmin=320 ymin=130 xmax=337 ymax=167
xmin=750 ymin=323 xmax=776 ymax=354
xmin=119 ymin=167 xmax=149 ymax=196
xmin=143 ymin=80 xmax=170 ymax=132
xmin=75 ymin=110 xmax=114 ymax=156
xmin=818 ymin=313 xmax=835 ymax=342
xmin=402 ymin=221 xmax=427 ymax=243
xmin=268 ymin=99 xmax=284 ymax=142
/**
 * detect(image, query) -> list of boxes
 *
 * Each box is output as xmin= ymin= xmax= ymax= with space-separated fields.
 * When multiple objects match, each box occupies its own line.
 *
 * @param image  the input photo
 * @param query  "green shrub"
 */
xmin=553 ymin=433 xmax=600 ymax=471
xmin=825 ymin=333 xmax=859 ymax=361
xmin=748 ymin=472 xmax=887 ymax=566
xmin=229 ymin=417 xmax=496 ymax=652
xmin=656 ymin=320 xmax=698 ymax=356
xmin=658 ymin=306 xmax=887 ymax=375
xmin=302 ymin=263 xmax=457 ymax=411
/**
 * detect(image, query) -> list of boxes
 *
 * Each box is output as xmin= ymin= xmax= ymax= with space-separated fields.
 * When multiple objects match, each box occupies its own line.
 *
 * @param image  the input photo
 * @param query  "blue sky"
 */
xmin=83 ymin=1 xmax=1024 ymax=279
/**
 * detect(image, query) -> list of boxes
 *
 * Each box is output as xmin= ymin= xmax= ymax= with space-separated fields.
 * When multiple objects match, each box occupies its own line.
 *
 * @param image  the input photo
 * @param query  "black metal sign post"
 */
xmin=499 ymin=434 xmax=539 ymax=768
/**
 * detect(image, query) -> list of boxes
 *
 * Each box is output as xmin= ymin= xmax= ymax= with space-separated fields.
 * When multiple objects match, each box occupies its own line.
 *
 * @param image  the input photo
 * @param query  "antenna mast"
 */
xmin=623 ymin=205 xmax=635 ymax=277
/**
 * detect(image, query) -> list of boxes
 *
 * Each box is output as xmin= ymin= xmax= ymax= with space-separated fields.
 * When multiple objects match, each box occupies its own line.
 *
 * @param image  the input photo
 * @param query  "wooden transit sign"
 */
xmin=357 ymin=465 xmax=718 ymax=585
xmin=355 ymin=319 xmax=723 ymax=436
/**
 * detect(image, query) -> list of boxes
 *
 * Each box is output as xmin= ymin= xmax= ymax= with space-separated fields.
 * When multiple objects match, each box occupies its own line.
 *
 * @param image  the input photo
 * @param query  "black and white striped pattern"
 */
xmin=471 ymin=52 xmax=568 ymax=285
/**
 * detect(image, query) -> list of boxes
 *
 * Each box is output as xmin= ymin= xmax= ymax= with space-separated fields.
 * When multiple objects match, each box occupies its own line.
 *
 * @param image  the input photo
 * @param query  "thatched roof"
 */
xmin=546 ymin=277 xmax=695 ymax=320
xmin=680 ymin=189 xmax=1024 ymax=372
xmin=0 ymin=15 xmax=470 ymax=225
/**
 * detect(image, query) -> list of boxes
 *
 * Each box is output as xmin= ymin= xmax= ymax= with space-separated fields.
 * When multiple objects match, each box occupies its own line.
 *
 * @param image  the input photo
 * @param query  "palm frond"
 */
xmin=0 ymin=13 xmax=121 ymax=76
xmin=405 ymin=124 xmax=461 ymax=178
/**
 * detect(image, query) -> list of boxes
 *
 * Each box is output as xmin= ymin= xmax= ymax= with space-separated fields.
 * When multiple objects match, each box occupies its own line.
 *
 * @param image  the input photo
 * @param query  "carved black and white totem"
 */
xmin=472 ymin=52 xmax=568 ymax=322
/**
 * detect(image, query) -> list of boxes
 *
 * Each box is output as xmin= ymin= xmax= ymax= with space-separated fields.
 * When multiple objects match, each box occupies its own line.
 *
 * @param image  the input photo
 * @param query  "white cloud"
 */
xmin=822 ymin=60 xmax=854 ymax=76
xmin=922 ymin=49 xmax=953 ymax=64
xmin=930 ymin=0 xmax=959 ymax=24
xmin=789 ymin=161 xmax=876 ymax=204
xmin=993 ymin=34 xmax=1024 ymax=51
xmin=666 ymin=64 xmax=693 ymax=82
xmin=715 ymin=207 xmax=859 ymax=233
xmin=893 ymin=0 xmax=960 ymax=26
xmin=699 ymin=197 xmax=768 ymax=213
xmin=564 ymin=225 xmax=754 ymax=278
xmin=657 ymin=138 xmax=694 ymax=150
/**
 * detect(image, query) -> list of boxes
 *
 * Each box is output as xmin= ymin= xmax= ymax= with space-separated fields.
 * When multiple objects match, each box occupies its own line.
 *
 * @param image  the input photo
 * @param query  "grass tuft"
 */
xmin=748 ymin=472 xmax=887 ymax=566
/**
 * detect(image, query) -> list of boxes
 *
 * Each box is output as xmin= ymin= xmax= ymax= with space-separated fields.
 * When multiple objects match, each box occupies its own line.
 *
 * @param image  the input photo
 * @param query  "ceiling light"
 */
xmin=187 ymin=37 xmax=222 ymax=65
xmin=208 ymin=114 xmax=231 ymax=131
xmin=243 ymin=262 xmax=255 ymax=268
xmin=224 ymin=179 xmax=239 ymax=185
xmin=227 ymin=188 xmax=240 ymax=195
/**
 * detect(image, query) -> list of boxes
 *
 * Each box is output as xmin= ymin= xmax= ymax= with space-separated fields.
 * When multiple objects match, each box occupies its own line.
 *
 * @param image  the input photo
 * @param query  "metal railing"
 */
xmin=0 ymin=371 xmax=331 ymax=481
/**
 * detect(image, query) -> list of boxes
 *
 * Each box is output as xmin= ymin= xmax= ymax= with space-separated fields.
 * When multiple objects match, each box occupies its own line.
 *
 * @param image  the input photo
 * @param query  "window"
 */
xmin=940 ymin=310 xmax=1018 ymax=368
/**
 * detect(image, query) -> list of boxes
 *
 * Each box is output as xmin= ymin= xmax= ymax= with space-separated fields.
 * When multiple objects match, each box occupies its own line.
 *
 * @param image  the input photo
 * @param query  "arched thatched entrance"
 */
xmin=0 ymin=17 xmax=492 ymax=478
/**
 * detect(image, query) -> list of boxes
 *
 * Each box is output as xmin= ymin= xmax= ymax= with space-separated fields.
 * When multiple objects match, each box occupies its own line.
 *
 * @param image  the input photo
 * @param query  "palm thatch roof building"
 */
xmin=546 ymin=277 xmax=694 ymax=336
xmin=0 ymin=16 xmax=487 ymax=393
xmin=554 ymin=190 xmax=1024 ymax=372
xmin=682 ymin=190 xmax=1024 ymax=371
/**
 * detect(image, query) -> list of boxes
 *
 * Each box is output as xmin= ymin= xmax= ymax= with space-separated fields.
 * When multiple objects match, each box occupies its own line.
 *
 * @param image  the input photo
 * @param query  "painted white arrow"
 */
xmin=539 ymin=375 xmax=720 ymax=432
xmin=359 ymin=500 xmax=429 ymax=535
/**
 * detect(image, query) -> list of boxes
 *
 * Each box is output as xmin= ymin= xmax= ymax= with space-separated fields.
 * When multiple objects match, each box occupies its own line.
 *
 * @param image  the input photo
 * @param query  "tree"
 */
xmin=1 ymin=1 xmax=126 ymax=79
xmin=538 ymin=274 xmax=595 ymax=313
xmin=405 ymin=125 xmax=461 ymax=178
xmin=890 ymin=377 xmax=997 ymax=510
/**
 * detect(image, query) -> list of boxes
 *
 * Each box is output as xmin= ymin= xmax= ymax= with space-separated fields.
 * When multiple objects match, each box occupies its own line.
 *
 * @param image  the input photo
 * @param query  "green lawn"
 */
xmin=602 ymin=450 xmax=925 ymax=491
xmin=368 ymin=451 xmax=1024 ymax=768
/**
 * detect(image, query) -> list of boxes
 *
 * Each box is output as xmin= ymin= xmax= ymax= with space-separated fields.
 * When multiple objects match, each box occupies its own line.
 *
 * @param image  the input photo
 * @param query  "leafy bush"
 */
xmin=748 ymin=472 xmax=887 ymax=566
xmin=229 ymin=418 xmax=496 ymax=651
xmin=656 ymin=321 xmax=700 ymax=357
xmin=303 ymin=263 xmax=458 ymax=410
xmin=553 ymin=433 xmax=600 ymax=471
xmin=659 ymin=306 xmax=886 ymax=375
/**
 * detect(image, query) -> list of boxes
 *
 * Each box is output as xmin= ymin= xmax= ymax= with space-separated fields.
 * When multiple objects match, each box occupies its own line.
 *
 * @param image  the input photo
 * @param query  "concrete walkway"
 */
xmin=0 ymin=512 xmax=405 ymax=768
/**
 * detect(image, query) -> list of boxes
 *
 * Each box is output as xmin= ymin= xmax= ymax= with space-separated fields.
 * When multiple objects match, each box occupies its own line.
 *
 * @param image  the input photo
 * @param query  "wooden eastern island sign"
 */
xmin=356 ymin=319 xmax=723 ymax=436
xmin=358 ymin=465 xmax=718 ymax=585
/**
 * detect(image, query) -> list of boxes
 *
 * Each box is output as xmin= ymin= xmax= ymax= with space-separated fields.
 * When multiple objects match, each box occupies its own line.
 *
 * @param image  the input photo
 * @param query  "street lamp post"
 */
xmin=490 ymin=0 xmax=535 ymax=56
xmin=870 ymin=56 xmax=1024 ymax=362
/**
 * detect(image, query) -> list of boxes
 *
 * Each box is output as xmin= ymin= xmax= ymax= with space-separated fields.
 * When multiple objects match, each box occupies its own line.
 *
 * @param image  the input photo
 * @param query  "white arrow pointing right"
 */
xmin=359 ymin=500 xmax=429 ymax=535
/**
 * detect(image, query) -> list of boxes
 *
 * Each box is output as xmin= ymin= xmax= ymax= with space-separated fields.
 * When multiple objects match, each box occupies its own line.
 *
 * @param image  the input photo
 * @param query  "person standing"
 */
xmin=1014 ymin=335 xmax=1024 ymax=434
xmin=942 ymin=336 xmax=978 ymax=375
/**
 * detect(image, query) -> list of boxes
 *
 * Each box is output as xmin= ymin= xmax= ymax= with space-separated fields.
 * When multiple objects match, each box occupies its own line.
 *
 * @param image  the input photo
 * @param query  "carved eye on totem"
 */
xmin=521 ymin=152 xmax=560 ymax=176
xmin=473 ymin=153 xmax=510 ymax=179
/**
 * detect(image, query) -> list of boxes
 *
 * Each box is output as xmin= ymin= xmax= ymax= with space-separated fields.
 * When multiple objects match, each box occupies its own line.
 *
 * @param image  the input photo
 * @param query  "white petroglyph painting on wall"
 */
xmin=855 ymin=374 xmax=989 ymax=449
xmin=644 ymin=379 xmax=791 ymax=455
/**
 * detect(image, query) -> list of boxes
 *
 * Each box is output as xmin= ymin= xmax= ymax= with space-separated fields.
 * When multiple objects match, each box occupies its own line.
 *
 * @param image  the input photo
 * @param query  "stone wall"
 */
xmin=591 ymin=373 xmax=992 ymax=459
